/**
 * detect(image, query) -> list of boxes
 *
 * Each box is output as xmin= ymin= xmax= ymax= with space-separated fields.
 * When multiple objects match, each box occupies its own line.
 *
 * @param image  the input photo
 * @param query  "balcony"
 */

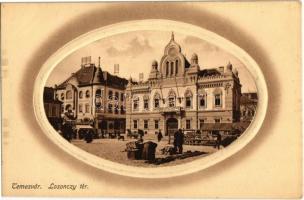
xmin=159 ymin=106 xmax=185 ymax=114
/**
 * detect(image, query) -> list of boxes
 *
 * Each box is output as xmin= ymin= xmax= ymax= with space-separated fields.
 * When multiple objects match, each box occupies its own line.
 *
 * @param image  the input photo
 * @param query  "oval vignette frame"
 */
xmin=33 ymin=19 xmax=268 ymax=178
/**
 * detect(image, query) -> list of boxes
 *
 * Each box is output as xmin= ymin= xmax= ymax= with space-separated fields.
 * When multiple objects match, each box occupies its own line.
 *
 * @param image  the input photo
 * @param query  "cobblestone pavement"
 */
xmin=72 ymin=135 xmax=218 ymax=167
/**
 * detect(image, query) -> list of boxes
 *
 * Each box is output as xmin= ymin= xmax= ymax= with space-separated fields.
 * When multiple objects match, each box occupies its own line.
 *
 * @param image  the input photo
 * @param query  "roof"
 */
xmin=198 ymin=68 xmax=221 ymax=77
xmin=56 ymin=64 xmax=128 ymax=89
xmin=43 ymin=87 xmax=63 ymax=104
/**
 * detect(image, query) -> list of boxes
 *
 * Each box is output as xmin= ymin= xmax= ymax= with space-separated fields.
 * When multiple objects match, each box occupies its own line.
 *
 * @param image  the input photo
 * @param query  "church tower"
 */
xmin=159 ymin=32 xmax=189 ymax=78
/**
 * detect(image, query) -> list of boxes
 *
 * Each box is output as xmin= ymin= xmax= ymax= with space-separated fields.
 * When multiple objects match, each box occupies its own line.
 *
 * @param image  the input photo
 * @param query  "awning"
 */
xmin=200 ymin=122 xmax=251 ymax=131
xmin=76 ymin=124 xmax=94 ymax=129
xmin=200 ymin=123 xmax=233 ymax=131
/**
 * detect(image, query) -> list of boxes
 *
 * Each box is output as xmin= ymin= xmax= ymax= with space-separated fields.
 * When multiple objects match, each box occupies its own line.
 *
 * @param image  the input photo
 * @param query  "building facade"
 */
xmin=44 ymin=87 xmax=63 ymax=130
xmin=125 ymin=33 xmax=242 ymax=136
xmin=240 ymin=92 xmax=258 ymax=122
xmin=54 ymin=57 xmax=128 ymax=135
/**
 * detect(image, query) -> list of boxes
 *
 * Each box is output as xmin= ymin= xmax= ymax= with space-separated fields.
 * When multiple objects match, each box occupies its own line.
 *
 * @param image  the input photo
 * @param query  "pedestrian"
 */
xmin=173 ymin=129 xmax=184 ymax=154
xmin=157 ymin=130 xmax=163 ymax=142
xmin=216 ymin=132 xmax=222 ymax=149
xmin=177 ymin=129 xmax=184 ymax=154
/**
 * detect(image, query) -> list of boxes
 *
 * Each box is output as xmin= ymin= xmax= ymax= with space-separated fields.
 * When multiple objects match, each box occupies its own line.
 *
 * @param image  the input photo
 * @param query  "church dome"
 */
xmin=191 ymin=53 xmax=198 ymax=60
xmin=191 ymin=53 xmax=199 ymax=65
xmin=152 ymin=60 xmax=158 ymax=67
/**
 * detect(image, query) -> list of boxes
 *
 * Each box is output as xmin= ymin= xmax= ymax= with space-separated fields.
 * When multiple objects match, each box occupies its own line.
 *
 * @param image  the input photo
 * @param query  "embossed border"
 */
xmin=33 ymin=19 xmax=268 ymax=178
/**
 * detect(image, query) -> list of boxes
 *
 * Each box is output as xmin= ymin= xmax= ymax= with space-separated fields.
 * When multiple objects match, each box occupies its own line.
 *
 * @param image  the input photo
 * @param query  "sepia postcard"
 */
xmin=1 ymin=2 xmax=302 ymax=198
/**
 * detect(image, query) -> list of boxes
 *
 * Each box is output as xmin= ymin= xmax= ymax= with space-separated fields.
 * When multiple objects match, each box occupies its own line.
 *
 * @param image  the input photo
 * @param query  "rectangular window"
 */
xmin=186 ymin=97 xmax=192 ymax=108
xmin=79 ymin=104 xmax=83 ymax=113
xmin=85 ymin=104 xmax=90 ymax=113
xmin=215 ymin=118 xmax=221 ymax=123
xmin=120 ymin=93 xmax=124 ymax=101
xmin=120 ymin=105 xmax=125 ymax=114
xmin=108 ymin=90 xmax=113 ymax=100
xmin=114 ymin=105 xmax=119 ymax=114
xmin=155 ymin=120 xmax=159 ymax=129
xmin=154 ymin=99 xmax=159 ymax=108
xmin=133 ymin=120 xmax=138 ymax=129
xmin=199 ymin=119 xmax=204 ymax=129
xmin=144 ymin=99 xmax=149 ymax=110
xmin=215 ymin=94 xmax=221 ymax=107
xmin=200 ymin=95 xmax=206 ymax=107
xmin=186 ymin=120 xmax=191 ymax=129
xmin=115 ymin=92 xmax=119 ymax=101
xmin=144 ymin=120 xmax=148 ymax=129
xmin=133 ymin=99 xmax=139 ymax=110
xmin=108 ymin=103 xmax=112 ymax=113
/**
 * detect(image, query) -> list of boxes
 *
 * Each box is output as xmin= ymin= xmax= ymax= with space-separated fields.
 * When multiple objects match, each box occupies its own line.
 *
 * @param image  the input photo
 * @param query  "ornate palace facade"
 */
xmin=125 ymin=34 xmax=242 ymax=136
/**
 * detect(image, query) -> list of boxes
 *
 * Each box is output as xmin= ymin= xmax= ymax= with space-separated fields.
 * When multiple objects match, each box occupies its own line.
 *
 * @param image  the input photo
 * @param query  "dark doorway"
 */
xmin=166 ymin=118 xmax=178 ymax=143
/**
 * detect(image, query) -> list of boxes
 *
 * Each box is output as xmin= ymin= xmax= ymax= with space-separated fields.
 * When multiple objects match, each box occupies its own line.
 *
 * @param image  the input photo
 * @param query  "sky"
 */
xmin=46 ymin=30 xmax=257 ymax=93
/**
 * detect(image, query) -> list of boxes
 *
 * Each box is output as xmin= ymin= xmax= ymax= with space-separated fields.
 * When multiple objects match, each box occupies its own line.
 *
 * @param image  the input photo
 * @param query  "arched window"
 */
xmin=79 ymin=91 xmax=83 ymax=99
xmin=184 ymin=89 xmax=193 ymax=108
xmin=66 ymin=90 xmax=72 ymax=99
xmin=170 ymin=62 xmax=174 ymax=75
xmin=175 ymin=60 xmax=179 ymax=74
xmin=166 ymin=61 xmax=169 ymax=76
xmin=198 ymin=90 xmax=207 ymax=108
xmin=85 ymin=90 xmax=90 ymax=98
xmin=153 ymin=93 xmax=161 ymax=108
xmin=95 ymin=89 xmax=101 ymax=97
xmin=61 ymin=93 xmax=65 ymax=100
xmin=65 ymin=104 xmax=72 ymax=111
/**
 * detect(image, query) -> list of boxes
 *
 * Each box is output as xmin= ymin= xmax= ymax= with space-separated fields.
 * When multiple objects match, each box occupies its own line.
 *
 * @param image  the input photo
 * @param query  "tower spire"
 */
xmin=98 ymin=56 xmax=101 ymax=67
xmin=171 ymin=31 xmax=174 ymax=41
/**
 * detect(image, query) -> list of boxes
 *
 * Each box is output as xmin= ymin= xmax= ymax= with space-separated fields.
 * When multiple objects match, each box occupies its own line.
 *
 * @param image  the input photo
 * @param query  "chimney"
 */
xmin=114 ymin=64 xmax=119 ymax=75
xmin=139 ymin=73 xmax=144 ymax=82
xmin=81 ymin=56 xmax=91 ymax=68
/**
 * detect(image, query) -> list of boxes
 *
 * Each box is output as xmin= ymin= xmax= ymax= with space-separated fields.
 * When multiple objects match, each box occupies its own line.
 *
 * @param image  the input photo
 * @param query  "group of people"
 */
xmin=156 ymin=129 xmax=185 ymax=154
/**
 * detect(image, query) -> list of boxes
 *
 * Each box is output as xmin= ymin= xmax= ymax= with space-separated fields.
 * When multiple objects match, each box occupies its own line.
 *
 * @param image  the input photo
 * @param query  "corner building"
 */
xmin=54 ymin=58 xmax=128 ymax=135
xmin=125 ymin=33 xmax=242 ymax=136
